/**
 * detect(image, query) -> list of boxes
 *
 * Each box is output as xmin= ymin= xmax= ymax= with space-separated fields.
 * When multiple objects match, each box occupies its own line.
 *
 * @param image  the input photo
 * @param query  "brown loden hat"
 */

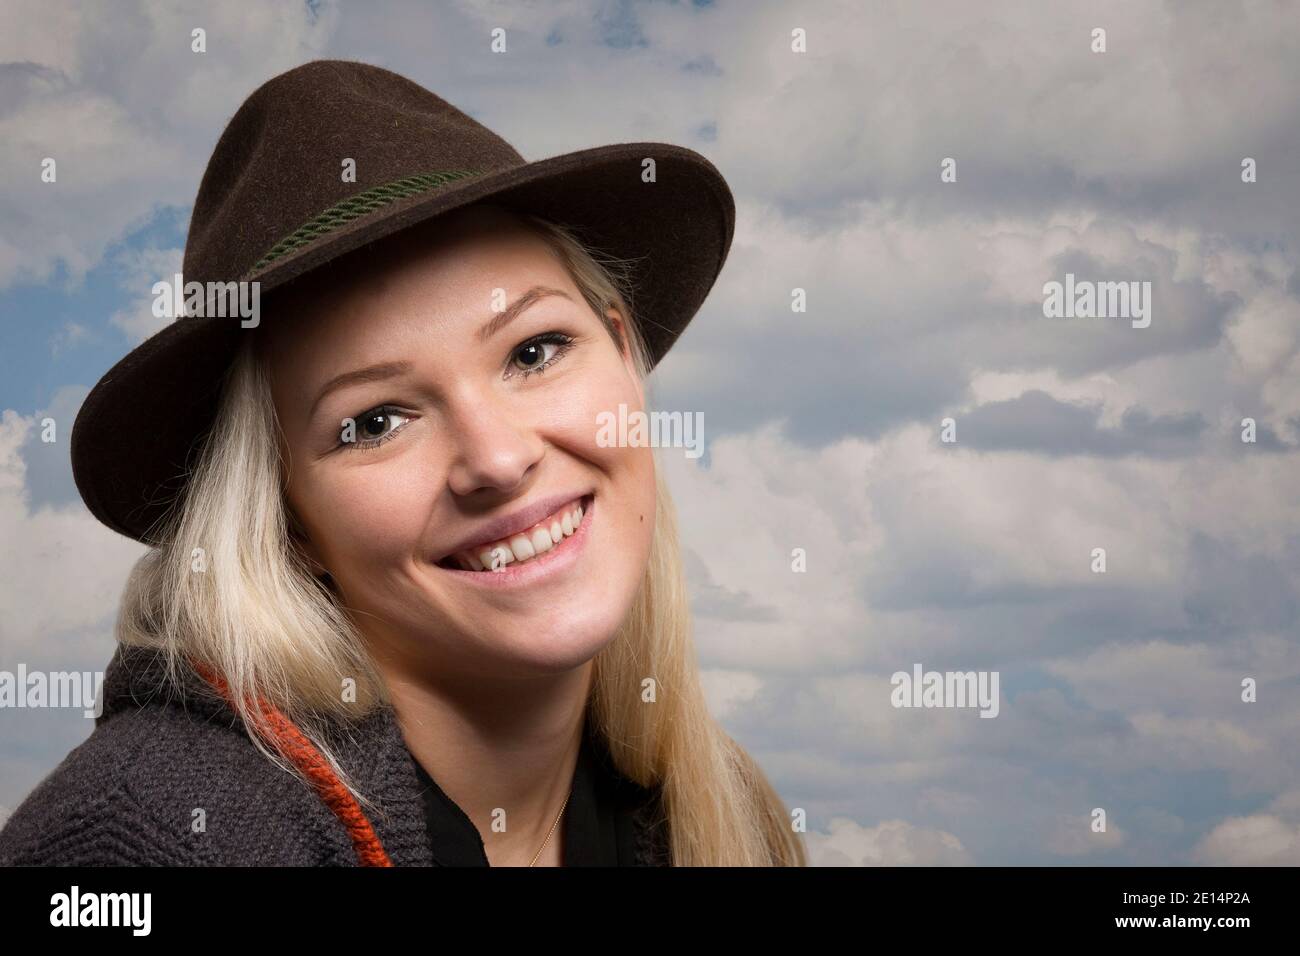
xmin=70 ymin=59 xmax=735 ymax=546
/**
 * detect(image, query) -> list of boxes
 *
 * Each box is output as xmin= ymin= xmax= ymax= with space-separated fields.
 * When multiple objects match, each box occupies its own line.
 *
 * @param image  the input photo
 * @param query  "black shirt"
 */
xmin=410 ymin=718 xmax=659 ymax=866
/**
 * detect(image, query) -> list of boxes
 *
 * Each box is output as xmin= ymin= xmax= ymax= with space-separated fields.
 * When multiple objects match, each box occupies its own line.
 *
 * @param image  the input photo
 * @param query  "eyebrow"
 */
xmin=478 ymin=285 xmax=573 ymax=344
xmin=308 ymin=285 xmax=574 ymax=420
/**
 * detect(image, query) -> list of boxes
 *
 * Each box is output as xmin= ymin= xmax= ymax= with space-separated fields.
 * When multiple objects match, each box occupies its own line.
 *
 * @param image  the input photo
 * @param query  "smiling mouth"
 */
xmin=434 ymin=494 xmax=593 ymax=572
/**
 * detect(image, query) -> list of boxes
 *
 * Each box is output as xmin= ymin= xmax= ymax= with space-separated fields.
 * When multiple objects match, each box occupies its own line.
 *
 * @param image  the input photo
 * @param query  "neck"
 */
xmin=372 ymin=642 xmax=595 ymax=867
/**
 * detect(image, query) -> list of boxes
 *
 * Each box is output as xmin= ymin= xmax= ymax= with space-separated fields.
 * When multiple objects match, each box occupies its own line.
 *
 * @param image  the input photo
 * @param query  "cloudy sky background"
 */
xmin=2 ymin=0 xmax=1299 ymax=864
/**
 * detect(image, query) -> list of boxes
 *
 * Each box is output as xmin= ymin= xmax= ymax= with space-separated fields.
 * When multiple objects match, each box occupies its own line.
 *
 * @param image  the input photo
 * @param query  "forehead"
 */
xmin=257 ymin=204 xmax=572 ymax=360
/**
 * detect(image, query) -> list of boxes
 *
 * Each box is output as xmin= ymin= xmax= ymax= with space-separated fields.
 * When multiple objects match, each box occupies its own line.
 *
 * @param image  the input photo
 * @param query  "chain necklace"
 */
xmin=528 ymin=791 xmax=571 ymax=867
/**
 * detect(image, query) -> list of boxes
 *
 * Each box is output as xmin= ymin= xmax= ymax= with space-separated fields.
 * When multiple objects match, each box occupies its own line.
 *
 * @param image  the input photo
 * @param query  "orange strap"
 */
xmin=191 ymin=660 xmax=394 ymax=867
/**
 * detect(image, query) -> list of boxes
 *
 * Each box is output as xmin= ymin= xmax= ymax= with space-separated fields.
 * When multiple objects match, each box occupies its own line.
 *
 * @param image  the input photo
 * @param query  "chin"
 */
xmin=478 ymin=602 xmax=629 ymax=674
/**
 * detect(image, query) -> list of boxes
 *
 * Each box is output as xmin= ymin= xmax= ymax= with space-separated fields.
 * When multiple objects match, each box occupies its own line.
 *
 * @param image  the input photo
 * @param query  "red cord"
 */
xmin=191 ymin=660 xmax=394 ymax=867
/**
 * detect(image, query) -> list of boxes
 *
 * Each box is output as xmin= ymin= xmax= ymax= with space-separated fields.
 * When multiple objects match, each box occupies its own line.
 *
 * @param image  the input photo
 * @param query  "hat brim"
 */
xmin=71 ymin=141 xmax=734 ymax=545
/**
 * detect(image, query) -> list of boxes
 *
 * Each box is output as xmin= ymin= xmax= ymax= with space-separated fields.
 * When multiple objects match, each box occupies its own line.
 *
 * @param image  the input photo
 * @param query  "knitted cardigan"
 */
xmin=0 ymin=643 xmax=671 ymax=866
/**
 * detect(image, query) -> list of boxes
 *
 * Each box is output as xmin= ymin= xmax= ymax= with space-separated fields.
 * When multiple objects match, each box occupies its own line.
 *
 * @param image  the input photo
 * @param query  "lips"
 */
xmin=433 ymin=492 xmax=594 ymax=569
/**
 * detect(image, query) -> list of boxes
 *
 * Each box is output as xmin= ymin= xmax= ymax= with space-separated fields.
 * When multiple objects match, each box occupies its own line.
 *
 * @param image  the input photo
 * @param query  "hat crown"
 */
xmin=184 ymin=59 xmax=522 ymax=285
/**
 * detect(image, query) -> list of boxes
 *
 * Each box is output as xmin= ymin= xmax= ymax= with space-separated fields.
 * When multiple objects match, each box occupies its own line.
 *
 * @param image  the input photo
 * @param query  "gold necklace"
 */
xmin=528 ymin=791 xmax=571 ymax=867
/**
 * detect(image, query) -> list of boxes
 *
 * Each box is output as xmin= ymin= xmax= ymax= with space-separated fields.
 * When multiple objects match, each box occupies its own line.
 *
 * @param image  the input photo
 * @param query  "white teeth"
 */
xmin=479 ymin=544 xmax=514 ymax=570
xmin=507 ymin=533 xmax=535 ymax=561
xmin=455 ymin=498 xmax=588 ymax=571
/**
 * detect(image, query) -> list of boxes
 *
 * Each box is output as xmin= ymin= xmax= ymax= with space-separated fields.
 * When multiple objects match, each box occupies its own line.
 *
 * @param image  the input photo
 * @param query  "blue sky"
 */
xmin=1 ymin=208 xmax=187 ymax=409
xmin=2 ymin=0 xmax=1299 ymax=865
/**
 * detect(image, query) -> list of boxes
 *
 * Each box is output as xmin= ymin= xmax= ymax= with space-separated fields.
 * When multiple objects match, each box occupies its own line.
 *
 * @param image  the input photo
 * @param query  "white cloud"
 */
xmin=49 ymin=321 xmax=92 ymax=358
xmin=108 ymin=245 xmax=183 ymax=344
xmin=1194 ymin=788 xmax=1300 ymax=865
xmin=1194 ymin=814 xmax=1300 ymax=866
xmin=699 ymin=668 xmax=764 ymax=720
xmin=0 ymin=0 xmax=338 ymax=290
xmin=805 ymin=817 xmax=973 ymax=866
xmin=0 ymin=409 xmax=144 ymax=657
xmin=660 ymin=414 xmax=1300 ymax=843
xmin=1044 ymin=811 xmax=1126 ymax=856
xmin=1043 ymin=639 xmax=1300 ymax=717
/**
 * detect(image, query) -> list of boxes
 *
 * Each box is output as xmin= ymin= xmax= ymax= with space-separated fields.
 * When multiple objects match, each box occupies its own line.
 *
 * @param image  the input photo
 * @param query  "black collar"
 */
xmin=410 ymin=719 xmax=648 ymax=866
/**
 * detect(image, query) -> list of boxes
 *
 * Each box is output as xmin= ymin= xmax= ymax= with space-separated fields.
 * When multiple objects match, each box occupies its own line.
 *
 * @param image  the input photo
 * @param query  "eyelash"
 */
xmin=506 ymin=330 xmax=575 ymax=381
xmin=338 ymin=331 xmax=576 ymax=452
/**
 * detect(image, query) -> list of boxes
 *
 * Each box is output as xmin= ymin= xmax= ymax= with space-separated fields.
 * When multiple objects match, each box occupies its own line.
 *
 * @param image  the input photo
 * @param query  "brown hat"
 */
xmin=71 ymin=59 xmax=735 ymax=545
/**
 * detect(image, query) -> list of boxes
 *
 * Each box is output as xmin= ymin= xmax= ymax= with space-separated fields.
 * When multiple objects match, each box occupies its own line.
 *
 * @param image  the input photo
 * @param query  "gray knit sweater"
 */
xmin=0 ymin=644 xmax=670 ymax=866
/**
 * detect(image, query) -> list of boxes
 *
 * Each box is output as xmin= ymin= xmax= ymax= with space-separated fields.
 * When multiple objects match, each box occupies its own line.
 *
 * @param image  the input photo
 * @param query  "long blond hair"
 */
xmin=114 ymin=209 xmax=807 ymax=866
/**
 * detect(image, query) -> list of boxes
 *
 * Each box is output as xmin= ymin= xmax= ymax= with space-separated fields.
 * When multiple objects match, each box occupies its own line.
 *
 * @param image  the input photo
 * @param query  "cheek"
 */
xmin=548 ymin=354 xmax=645 ymax=460
xmin=628 ymin=444 xmax=658 ymax=542
xmin=553 ymin=368 xmax=658 ymax=540
xmin=295 ymin=465 xmax=428 ymax=568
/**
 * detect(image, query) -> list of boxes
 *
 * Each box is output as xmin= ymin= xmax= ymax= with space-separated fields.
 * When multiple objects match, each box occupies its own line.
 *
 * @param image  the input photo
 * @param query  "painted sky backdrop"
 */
xmin=2 ymin=0 xmax=1299 ymax=864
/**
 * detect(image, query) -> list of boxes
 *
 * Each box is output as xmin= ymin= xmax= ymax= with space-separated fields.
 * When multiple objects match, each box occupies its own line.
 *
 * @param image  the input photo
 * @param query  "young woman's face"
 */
xmin=260 ymin=204 xmax=657 ymax=681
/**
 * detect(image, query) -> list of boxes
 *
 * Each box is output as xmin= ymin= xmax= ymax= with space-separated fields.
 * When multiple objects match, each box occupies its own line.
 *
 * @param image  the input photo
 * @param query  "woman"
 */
xmin=0 ymin=60 xmax=806 ymax=867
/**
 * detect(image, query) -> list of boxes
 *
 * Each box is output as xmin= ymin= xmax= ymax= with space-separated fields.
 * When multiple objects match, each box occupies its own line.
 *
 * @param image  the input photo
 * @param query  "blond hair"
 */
xmin=115 ymin=209 xmax=807 ymax=866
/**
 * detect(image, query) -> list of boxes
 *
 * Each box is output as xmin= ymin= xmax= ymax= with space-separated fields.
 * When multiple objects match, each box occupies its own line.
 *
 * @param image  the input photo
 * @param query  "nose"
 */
xmin=441 ymin=386 xmax=546 ymax=498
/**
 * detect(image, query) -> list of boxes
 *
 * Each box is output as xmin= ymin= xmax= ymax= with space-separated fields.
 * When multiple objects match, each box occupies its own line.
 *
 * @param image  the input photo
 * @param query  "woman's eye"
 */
xmin=340 ymin=405 xmax=409 ymax=451
xmin=509 ymin=331 xmax=575 ymax=378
